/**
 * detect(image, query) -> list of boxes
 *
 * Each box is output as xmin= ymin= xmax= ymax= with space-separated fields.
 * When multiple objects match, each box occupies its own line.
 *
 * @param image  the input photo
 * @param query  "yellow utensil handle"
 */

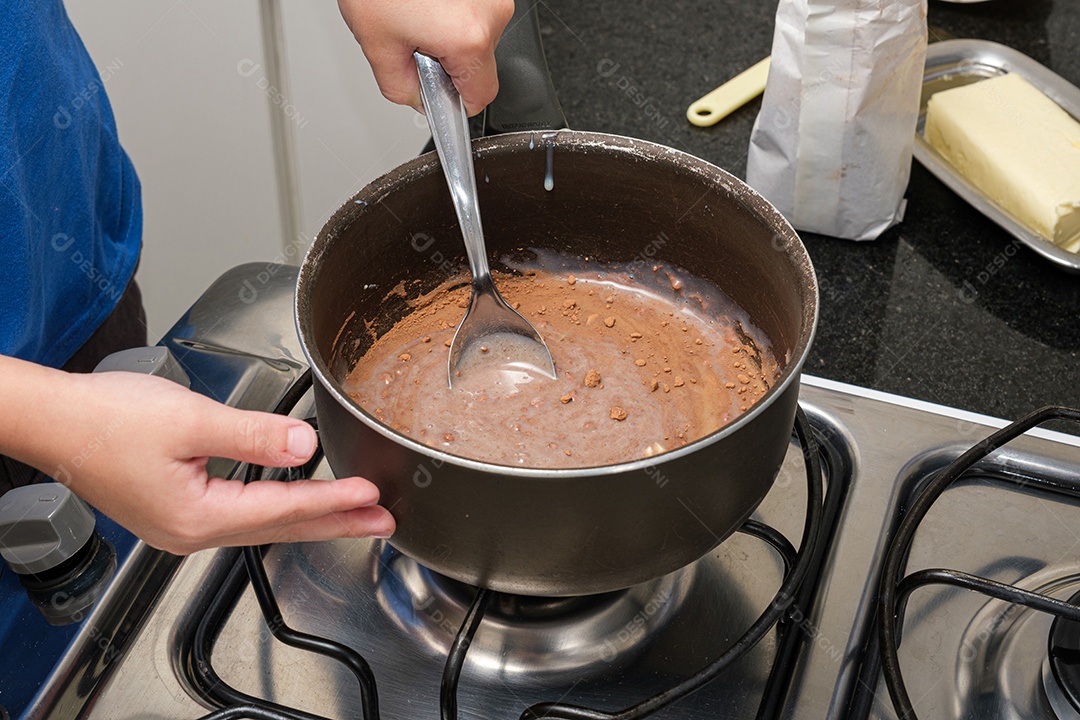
xmin=687 ymin=57 xmax=771 ymax=127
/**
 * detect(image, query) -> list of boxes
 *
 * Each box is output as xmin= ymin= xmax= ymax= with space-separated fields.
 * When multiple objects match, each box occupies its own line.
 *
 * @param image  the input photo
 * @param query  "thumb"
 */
xmin=196 ymin=405 xmax=318 ymax=468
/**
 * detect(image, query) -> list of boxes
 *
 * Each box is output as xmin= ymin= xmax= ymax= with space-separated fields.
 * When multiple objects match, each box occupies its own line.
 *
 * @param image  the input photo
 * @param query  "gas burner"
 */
xmin=370 ymin=544 xmax=695 ymax=676
xmin=948 ymin=569 xmax=1080 ymax=718
xmin=877 ymin=406 xmax=1080 ymax=720
xmin=1047 ymin=588 xmax=1080 ymax=720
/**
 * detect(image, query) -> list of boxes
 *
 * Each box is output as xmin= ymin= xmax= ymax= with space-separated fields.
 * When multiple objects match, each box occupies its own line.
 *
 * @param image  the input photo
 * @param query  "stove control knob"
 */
xmin=93 ymin=346 xmax=191 ymax=388
xmin=0 ymin=483 xmax=94 ymax=575
xmin=0 ymin=483 xmax=116 ymax=625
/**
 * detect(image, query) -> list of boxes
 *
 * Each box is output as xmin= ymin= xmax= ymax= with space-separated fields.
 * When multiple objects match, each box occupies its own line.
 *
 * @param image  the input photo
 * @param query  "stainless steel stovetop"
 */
xmin=17 ymin=264 xmax=1080 ymax=720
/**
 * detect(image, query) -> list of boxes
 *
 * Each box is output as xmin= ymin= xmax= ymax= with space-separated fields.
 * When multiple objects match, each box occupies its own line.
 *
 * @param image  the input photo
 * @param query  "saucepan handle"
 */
xmin=485 ymin=0 xmax=568 ymax=135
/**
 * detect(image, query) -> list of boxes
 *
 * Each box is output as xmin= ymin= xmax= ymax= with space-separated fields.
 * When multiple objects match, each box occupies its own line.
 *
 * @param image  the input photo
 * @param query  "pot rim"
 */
xmin=295 ymin=129 xmax=819 ymax=478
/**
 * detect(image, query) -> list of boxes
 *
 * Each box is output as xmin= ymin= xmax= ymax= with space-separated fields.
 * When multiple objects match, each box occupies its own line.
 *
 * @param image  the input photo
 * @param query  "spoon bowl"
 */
xmin=414 ymin=52 xmax=556 ymax=389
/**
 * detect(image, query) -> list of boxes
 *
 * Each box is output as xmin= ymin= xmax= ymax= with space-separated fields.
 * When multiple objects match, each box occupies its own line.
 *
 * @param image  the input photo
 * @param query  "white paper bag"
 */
xmin=746 ymin=0 xmax=928 ymax=241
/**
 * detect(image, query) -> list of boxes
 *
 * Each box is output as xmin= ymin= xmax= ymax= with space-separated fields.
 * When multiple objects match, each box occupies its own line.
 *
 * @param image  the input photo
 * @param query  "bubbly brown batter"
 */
xmin=343 ymin=263 xmax=778 ymax=468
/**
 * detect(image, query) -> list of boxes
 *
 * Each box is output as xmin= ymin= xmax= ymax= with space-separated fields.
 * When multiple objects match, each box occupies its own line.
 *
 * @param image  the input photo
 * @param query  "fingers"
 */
xmin=439 ymin=48 xmax=501 ymax=117
xmin=217 ymin=505 xmax=397 ymax=548
xmin=430 ymin=0 xmax=514 ymax=115
xmin=339 ymin=0 xmax=514 ymax=117
xmin=162 ymin=388 xmax=398 ymax=552
xmin=206 ymin=475 xmax=386 ymax=532
xmin=195 ymin=404 xmax=318 ymax=468
xmin=159 ymin=476 xmax=396 ymax=554
xmin=366 ymin=47 xmax=424 ymax=112
xmin=370 ymin=33 xmax=504 ymax=117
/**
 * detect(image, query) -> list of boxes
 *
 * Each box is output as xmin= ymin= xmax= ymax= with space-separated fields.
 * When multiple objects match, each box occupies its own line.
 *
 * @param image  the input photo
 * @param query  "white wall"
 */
xmin=66 ymin=1 xmax=427 ymax=342
xmin=280 ymin=0 xmax=431 ymax=244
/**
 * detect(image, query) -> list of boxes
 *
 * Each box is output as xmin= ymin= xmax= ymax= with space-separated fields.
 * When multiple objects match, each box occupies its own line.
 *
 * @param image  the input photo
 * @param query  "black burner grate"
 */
xmin=1048 ymin=588 xmax=1080 ymax=719
xmin=181 ymin=370 xmax=836 ymax=720
xmin=877 ymin=406 xmax=1080 ymax=720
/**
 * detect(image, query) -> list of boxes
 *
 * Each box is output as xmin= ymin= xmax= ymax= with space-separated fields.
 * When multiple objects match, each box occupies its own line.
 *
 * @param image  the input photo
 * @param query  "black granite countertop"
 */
xmin=535 ymin=0 xmax=1080 ymax=426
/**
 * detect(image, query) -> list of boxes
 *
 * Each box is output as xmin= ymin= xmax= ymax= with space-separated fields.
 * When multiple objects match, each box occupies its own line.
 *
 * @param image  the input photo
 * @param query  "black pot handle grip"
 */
xmin=485 ymin=0 xmax=568 ymax=135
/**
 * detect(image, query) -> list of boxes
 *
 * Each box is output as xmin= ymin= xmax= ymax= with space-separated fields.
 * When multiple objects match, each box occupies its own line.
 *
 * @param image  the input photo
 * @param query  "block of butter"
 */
xmin=925 ymin=72 xmax=1080 ymax=252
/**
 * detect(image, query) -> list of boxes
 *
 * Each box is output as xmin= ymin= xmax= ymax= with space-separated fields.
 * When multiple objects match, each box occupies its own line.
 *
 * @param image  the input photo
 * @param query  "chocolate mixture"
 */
xmin=343 ymin=263 xmax=778 ymax=468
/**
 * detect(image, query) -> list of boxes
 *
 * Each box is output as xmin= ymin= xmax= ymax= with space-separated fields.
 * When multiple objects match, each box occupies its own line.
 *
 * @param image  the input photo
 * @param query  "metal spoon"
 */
xmin=414 ymin=52 xmax=557 ymax=390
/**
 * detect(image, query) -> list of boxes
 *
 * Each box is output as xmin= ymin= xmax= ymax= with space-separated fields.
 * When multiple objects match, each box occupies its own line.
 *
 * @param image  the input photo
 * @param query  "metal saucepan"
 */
xmin=295 ymin=130 xmax=817 ymax=596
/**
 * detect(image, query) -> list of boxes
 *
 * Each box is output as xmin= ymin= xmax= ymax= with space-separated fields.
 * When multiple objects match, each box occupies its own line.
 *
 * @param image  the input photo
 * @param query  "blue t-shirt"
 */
xmin=0 ymin=0 xmax=142 ymax=368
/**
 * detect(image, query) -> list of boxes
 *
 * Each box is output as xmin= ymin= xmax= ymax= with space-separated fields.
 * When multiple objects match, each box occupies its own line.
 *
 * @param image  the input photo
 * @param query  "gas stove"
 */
xmin=9 ymin=263 xmax=1080 ymax=720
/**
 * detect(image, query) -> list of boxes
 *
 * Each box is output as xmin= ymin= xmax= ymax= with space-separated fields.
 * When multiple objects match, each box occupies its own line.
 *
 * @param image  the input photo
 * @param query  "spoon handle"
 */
xmin=415 ymin=53 xmax=491 ymax=288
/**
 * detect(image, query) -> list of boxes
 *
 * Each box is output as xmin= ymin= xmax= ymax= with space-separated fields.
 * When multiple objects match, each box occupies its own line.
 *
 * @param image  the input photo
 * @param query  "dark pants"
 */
xmin=0 ymin=278 xmax=148 ymax=494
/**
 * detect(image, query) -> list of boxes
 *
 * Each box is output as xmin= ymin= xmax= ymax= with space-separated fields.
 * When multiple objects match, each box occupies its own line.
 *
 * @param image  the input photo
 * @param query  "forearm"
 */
xmin=0 ymin=354 xmax=84 ymax=479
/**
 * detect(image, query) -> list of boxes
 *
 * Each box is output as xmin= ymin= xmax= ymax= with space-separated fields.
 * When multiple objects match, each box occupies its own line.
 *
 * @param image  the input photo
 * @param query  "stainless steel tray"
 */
xmin=915 ymin=39 xmax=1080 ymax=274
